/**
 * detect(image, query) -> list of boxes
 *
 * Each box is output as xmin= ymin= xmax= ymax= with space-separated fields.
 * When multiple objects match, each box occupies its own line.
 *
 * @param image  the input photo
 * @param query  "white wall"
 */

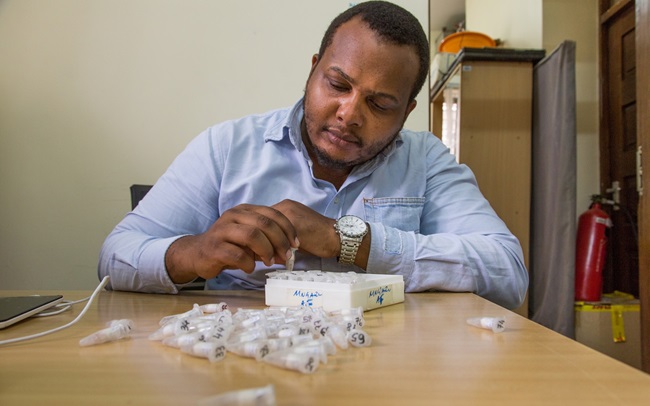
xmin=467 ymin=0 xmax=543 ymax=48
xmin=542 ymin=0 xmax=600 ymax=218
xmin=0 ymin=0 xmax=428 ymax=290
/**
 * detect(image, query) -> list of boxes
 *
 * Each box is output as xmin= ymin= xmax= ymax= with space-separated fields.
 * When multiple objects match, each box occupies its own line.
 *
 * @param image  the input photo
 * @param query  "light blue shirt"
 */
xmin=98 ymin=98 xmax=528 ymax=309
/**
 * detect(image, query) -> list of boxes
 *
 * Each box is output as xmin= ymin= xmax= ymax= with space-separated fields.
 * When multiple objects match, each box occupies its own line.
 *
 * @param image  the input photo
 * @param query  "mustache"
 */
xmin=322 ymin=125 xmax=361 ymax=144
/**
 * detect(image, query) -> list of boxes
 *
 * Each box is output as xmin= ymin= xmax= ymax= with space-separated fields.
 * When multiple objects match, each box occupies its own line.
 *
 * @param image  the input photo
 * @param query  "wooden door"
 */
xmin=600 ymin=1 xmax=638 ymax=298
xmin=600 ymin=0 xmax=650 ymax=373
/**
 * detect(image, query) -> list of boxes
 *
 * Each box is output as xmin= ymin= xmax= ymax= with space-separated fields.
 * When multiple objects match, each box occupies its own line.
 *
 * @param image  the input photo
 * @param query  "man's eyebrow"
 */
xmin=329 ymin=66 xmax=401 ymax=105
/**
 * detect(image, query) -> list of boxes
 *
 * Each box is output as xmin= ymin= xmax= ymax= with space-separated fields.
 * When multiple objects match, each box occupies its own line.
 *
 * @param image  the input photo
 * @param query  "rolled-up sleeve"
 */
xmin=98 ymin=129 xmax=220 ymax=293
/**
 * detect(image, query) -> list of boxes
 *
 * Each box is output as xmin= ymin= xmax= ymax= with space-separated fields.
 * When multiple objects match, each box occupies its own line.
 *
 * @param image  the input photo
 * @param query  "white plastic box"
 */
xmin=264 ymin=271 xmax=404 ymax=312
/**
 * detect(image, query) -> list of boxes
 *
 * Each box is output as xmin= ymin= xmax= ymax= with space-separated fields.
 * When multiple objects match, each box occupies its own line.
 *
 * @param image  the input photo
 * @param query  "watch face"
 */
xmin=338 ymin=215 xmax=367 ymax=237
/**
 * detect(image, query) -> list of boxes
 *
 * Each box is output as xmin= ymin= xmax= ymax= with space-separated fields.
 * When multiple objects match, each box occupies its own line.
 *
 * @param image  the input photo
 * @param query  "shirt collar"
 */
xmin=263 ymin=98 xmax=305 ymax=152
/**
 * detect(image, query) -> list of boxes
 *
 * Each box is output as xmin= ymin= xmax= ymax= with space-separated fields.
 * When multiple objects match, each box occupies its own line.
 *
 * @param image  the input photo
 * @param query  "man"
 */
xmin=98 ymin=1 xmax=528 ymax=309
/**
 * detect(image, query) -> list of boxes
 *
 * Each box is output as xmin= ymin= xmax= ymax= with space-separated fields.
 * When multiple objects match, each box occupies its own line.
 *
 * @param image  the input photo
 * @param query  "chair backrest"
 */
xmin=129 ymin=183 xmax=205 ymax=290
xmin=129 ymin=184 xmax=153 ymax=210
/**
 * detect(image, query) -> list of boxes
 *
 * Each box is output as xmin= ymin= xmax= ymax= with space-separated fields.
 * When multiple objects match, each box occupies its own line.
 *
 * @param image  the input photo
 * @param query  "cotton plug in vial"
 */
xmin=466 ymin=316 xmax=506 ymax=333
xmin=262 ymin=348 xmax=319 ymax=374
xmin=159 ymin=303 xmax=203 ymax=326
xmin=162 ymin=331 xmax=206 ymax=349
xmin=286 ymin=247 xmax=297 ymax=272
xmin=311 ymin=336 xmax=337 ymax=356
xmin=182 ymin=341 xmax=227 ymax=363
xmin=227 ymin=340 xmax=267 ymax=358
xmin=199 ymin=302 xmax=229 ymax=313
xmin=79 ymin=319 xmax=133 ymax=347
xmin=196 ymin=384 xmax=275 ymax=406
xmin=206 ymin=325 xmax=233 ymax=343
xmin=325 ymin=323 xmax=349 ymax=349
xmin=291 ymin=340 xmax=329 ymax=364
xmin=254 ymin=337 xmax=292 ymax=361
xmin=173 ymin=317 xmax=215 ymax=336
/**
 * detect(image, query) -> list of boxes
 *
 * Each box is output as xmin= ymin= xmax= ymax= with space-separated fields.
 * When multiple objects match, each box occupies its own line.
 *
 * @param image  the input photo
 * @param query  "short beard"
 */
xmin=302 ymin=123 xmax=353 ymax=170
xmin=301 ymin=103 xmax=399 ymax=171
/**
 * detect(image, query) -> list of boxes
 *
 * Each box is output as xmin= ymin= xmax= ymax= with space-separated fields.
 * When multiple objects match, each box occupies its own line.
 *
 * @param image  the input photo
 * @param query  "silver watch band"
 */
xmin=339 ymin=236 xmax=362 ymax=264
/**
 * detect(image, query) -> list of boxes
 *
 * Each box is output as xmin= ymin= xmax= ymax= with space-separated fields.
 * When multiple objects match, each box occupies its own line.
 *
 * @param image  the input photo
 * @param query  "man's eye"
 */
xmin=370 ymin=100 xmax=388 ymax=112
xmin=328 ymin=80 xmax=348 ymax=91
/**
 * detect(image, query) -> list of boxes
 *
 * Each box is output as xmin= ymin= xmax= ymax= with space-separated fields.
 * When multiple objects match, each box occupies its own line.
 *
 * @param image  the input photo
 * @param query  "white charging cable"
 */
xmin=0 ymin=276 xmax=110 ymax=346
xmin=33 ymin=297 xmax=92 ymax=317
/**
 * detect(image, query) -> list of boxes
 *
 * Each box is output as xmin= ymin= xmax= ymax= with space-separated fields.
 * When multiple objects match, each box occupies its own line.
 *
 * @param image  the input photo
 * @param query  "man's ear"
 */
xmin=403 ymin=99 xmax=417 ymax=123
xmin=306 ymin=54 xmax=320 ymax=80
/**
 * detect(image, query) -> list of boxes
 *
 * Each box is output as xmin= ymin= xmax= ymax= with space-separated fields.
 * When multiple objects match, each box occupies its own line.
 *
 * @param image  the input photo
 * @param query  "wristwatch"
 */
xmin=334 ymin=215 xmax=368 ymax=265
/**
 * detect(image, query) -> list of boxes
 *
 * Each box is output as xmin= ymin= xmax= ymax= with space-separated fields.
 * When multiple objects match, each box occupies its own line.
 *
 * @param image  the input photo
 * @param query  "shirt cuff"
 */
xmin=366 ymin=222 xmax=415 ymax=280
xmin=107 ymin=235 xmax=187 ymax=294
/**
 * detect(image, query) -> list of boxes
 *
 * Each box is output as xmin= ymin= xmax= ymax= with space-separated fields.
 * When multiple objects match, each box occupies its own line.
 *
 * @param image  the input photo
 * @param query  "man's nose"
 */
xmin=336 ymin=93 xmax=364 ymax=127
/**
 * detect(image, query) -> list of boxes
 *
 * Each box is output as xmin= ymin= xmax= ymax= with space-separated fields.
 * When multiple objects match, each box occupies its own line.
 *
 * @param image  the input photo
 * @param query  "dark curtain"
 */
xmin=529 ymin=41 xmax=577 ymax=338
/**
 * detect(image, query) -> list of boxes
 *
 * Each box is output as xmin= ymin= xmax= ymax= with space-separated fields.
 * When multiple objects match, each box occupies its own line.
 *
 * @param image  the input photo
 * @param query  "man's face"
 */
xmin=302 ymin=17 xmax=419 ymax=171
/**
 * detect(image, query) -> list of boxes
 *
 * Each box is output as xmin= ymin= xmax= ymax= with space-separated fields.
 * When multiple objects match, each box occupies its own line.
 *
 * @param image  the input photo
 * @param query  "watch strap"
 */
xmin=338 ymin=235 xmax=363 ymax=264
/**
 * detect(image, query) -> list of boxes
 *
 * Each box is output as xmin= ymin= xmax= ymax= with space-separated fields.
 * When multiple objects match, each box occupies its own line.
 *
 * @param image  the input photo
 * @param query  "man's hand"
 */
xmin=272 ymin=200 xmax=370 ymax=269
xmin=271 ymin=199 xmax=341 ymax=260
xmin=164 ymin=204 xmax=299 ymax=284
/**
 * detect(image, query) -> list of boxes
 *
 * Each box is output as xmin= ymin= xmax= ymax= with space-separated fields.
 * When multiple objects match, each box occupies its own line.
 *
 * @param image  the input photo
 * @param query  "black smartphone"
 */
xmin=0 ymin=295 xmax=63 ymax=329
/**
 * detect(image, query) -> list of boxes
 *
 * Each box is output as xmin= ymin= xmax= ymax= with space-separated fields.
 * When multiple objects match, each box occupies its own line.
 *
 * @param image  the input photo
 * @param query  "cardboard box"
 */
xmin=575 ymin=296 xmax=641 ymax=369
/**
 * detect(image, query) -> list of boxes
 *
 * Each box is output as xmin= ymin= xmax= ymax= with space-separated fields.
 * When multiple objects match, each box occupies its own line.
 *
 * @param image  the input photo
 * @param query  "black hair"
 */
xmin=318 ymin=1 xmax=430 ymax=103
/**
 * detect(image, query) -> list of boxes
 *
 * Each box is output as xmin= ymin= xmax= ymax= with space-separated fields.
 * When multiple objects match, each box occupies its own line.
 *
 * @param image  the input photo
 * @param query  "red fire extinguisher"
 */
xmin=575 ymin=198 xmax=612 ymax=302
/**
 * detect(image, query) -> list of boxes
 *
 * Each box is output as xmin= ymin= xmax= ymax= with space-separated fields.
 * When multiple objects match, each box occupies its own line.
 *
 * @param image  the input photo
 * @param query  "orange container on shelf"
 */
xmin=438 ymin=31 xmax=496 ymax=53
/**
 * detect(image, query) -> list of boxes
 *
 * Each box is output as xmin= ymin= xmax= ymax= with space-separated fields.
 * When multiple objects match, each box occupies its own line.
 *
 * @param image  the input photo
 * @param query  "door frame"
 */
xmin=634 ymin=0 xmax=650 ymax=373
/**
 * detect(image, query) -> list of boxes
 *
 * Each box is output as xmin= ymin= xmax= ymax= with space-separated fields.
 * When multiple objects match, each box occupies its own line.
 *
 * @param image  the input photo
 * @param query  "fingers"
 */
xmin=166 ymin=203 xmax=302 ymax=283
xmin=203 ymin=240 xmax=259 ymax=274
xmin=223 ymin=204 xmax=299 ymax=262
xmin=272 ymin=199 xmax=339 ymax=259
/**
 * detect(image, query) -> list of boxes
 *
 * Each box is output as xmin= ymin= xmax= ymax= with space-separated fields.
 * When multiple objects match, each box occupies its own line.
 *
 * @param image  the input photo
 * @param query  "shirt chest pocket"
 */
xmin=363 ymin=197 xmax=425 ymax=233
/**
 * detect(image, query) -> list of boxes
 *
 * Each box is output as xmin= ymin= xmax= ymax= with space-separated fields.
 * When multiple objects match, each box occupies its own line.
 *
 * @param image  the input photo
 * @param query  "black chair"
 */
xmin=129 ymin=184 xmax=153 ymax=210
xmin=129 ymin=184 xmax=205 ymax=290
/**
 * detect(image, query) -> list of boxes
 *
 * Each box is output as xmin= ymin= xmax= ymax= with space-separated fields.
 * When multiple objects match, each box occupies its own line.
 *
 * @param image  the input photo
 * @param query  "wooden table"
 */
xmin=1 ymin=289 xmax=650 ymax=405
